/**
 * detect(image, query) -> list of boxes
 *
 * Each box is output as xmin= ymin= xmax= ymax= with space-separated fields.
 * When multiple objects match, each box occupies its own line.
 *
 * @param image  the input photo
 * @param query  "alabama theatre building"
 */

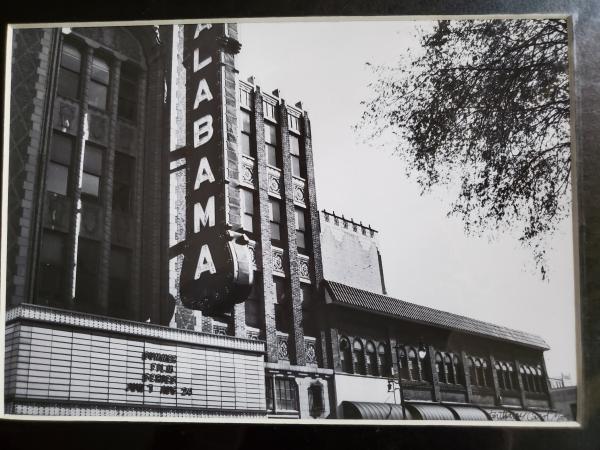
xmin=3 ymin=23 xmax=567 ymax=421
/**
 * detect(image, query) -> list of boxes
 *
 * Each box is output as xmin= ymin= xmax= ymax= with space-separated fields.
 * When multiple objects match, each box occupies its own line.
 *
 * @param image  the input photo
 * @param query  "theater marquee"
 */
xmin=178 ymin=22 xmax=253 ymax=313
xmin=4 ymin=304 xmax=266 ymax=416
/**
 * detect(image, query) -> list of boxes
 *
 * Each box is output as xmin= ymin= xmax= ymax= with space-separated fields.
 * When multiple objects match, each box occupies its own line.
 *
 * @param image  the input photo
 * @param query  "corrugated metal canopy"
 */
xmin=324 ymin=281 xmax=549 ymax=350
xmin=341 ymin=401 xmax=412 ymax=420
xmin=406 ymin=403 xmax=456 ymax=420
xmin=481 ymin=408 xmax=518 ymax=421
xmin=513 ymin=409 xmax=543 ymax=421
xmin=446 ymin=405 xmax=489 ymax=421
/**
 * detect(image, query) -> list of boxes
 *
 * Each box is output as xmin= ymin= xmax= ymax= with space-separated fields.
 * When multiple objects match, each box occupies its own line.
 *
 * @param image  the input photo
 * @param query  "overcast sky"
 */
xmin=236 ymin=19 xmax=577 ymax=382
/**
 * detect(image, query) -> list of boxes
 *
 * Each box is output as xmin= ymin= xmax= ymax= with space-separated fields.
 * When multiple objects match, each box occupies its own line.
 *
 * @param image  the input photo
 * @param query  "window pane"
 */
xmin=88 ymin=81 xmax=108 ymax=110
xmin=61 ymin=43 xmax=82 ymax=73
xmin=40 ymin=231 xmax=65 ymax=265
xmin=81 ymin=173 xmax=100 ymax=197
xmin=109 ymin=246 xmax=131 ymax=318
xmin=301 ymin=286 xmax=311 ymax=306
xmin=274 ymin=278 xmax=285 ymax=304
xmin=84 ymin=145 xmax=103 ymax=175
xmin=118 ymin=65 xmax=137 ymax=121
xmin=295 ymin=209 xmax=305 ymax=231
xmin=91 ymin=56 xmax=110 ymax=84
xmin=269 ymin=200 xmax=280 ymax=223
xmin=296 ymin=230 xmax=306 ymax=250
xmin=51 ymin=134 xmax=74 ymax=165
xmin=57 ymin=68 xmax=80 ymax=99
xmin=242 ymin=189 xmax=254 ymax=212
xmin=264 ymin=123 xmax=277 ymax=145
xmin=271 ymin=223 xmax=281 ymax=241
xmin=291 ymin=155 xmax=301 ymax=177
xmin=267 ymin=144 xmax=277 ymax=167
xmin=46 ymin=162 xmax=69 ymax=196
xmin=240 ymin=134 xmax=251 ymax=156
xmin=289 ymin=135 xmax=300 ymax=156
xmin=241 ymin=110 xmax=251 ymax=133
xmin=75 ymin=238 xmax=100 ymax=311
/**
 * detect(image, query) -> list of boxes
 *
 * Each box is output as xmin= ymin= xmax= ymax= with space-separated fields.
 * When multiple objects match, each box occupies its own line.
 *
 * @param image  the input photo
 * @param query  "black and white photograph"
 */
xmin=1 ymin=17 xmax=578 ymax=423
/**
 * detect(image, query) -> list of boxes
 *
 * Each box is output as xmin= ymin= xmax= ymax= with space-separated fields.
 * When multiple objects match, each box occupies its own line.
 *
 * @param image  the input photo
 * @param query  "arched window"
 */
xmin=468 ymin=357 xmax=478 ymax=385
xmin=494 ymin=362 xmax=504 ymax=389
xmin=366 ymin=341 xmax=379 ymax=376
xmin=339 ymin=337 xmax=353 ymax=373
xmin=508 ymin=363 xmax=518 ymax=390
xmin=519 ymin=365 xmax=529 ymax=391
xmin=506 ymin=362 xmax=517 ymax=390
xmin=407 ymin=348 xmax=419 ymax=381
xmin=435 ymin=352 xmax=445 ymax=383
xmin=353 ymin=339 xmax=366 ymax=375
xmin=536 ymin=365 xmax=545 ymax=393
xmin=308 ymin=381 xmax=325 ymax=418
xmin=453 ymin=354 xmax=464 ymax=385
xmin=378 ymin=343 xmax=391 ymax=377
xmin=477 ymin=359 xmax=488 ymax=387
xmin=444 ymin=354 xmax=455 ymax=384
xmin=398 ymin=348 xmax=409 ymax=380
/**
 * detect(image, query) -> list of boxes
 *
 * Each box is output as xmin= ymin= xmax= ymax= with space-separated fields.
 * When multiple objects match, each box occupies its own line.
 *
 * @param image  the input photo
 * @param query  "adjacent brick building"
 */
xmin=3 ymin=22 xmax=568 ymax=421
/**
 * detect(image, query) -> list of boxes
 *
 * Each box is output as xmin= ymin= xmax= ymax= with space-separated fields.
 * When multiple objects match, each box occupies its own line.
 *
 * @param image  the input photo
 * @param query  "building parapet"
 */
xmin=321 ymin=210 xmax=378 ymax=238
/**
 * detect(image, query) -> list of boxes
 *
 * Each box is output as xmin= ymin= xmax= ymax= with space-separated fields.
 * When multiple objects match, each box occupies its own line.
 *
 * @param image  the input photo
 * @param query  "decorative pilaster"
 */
xmin=461 ymin=350 xmax=473 ymax=403
xmin=253 ymin=87 xmax=277 ymax=362
xmin=279 ymin=101 xmax=305 ymax=366
xmin=427 ymin=345 xmax=441 ymax=401
xmin=515 ymin=360 xmax=527 ymax=407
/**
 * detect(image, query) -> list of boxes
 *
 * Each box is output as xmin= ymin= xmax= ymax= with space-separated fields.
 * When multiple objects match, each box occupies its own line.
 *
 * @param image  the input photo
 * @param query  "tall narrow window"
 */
xmin=241 ymin=189 xmax=255 ymax=233
xmin=240 ymin=110 xmax=253 ymax=156
xmin=353 ymin=339 xmax=366 ymax=375
xmin=46 ymin=133 xmax=74 ymax=196
xmin=273 ymin=377 xmax=299 ymax=412
xmin=37 ymin=231 xmax=66 ymax=306
xmin=407 ymin=348 xmax=418 ymax=380
xmin=444 ymin=354 xmax=455 ymax=384
xmin=108 ymin=246 xmax=131 ymax=319
xmin=378 ymin=343 xmax=391 ymax=377
xmin=269 ymin=199 xmax=281 ymax=242
xmin=112 ymin=152 xmax=134 ymax=213
xmin=58 ymin=42 xmax=82 ymax=100
xmin=118 ymin=64 xmax=138 ymax=121
xmin=398 ymin=348 xmax=410 ymax=380
xmin=339 ymin=337 xmax=353 ymax=373
xmin=75 ymin=238 xmax=100 ymax=312
xmin=308 ymin=382 xmax=325 ymax=418
xmin=295 ymin=208 xmax=306 ymax=251
xmin=468 ymin=357 xmax=478 ymax=385
xmin=453 ymin=354 xmax=464 ymax=385
xmin=508 ymin=363 xmax=517 ymax=390
xmin=264 ymin=123 xmax=279 ymax=168
xmin=435 ymin=353 xmax=445 ymax=383
xmin=89 ymin=55 xmax=110 ymax=110
xmin=81 ymin=143 xmax=103 ymax=199
xmin=495 ymin=362 xmax=506 ymax=389
xmin=289 ymin=134 xmax=303 ymax=178
xmin=366 ymin=341 xmax=379 ymax=376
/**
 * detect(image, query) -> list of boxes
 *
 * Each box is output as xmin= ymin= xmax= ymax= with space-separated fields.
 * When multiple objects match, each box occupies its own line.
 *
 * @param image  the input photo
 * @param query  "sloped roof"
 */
xmin=324 ymin=280 xmax=549 ymax=350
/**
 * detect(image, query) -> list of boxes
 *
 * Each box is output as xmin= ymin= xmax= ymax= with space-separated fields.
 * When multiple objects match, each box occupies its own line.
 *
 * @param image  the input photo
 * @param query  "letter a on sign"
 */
xmin=195 ymin=244 xmax=216 ymax=279
xmin=194 ymin=79 xmax=213 ymax=109
xmin=194 ymin=156 xmax=215 ymax=190
xmin=194 ymin=115 xmax=214 ymax=148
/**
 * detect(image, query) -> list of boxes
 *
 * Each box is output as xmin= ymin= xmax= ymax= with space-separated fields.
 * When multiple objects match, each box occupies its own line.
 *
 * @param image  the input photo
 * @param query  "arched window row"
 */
xmin=434 ymin=352 xmax=464 ymax=386
xmin=338 ymin=336 xmax=392 ymax=377
xmin=519 ymin=363 xmax=546 ymax=393
xmin=397 ymin=345 xmax=430 ymax=383
xmin=467 ymin=356 xmax=492 ymax=388
xmin=494 ymin=360 xmax=519 ymax=391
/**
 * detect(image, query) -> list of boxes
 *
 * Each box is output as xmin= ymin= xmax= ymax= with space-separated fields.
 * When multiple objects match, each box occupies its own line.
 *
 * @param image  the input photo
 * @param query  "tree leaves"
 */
xmin=357 ymin=19 xmax=570 ymax=278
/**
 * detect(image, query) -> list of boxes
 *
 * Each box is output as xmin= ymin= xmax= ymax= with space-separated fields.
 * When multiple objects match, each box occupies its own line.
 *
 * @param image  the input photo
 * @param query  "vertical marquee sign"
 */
xmin=179 ymin=23 xmax=253 ymax=312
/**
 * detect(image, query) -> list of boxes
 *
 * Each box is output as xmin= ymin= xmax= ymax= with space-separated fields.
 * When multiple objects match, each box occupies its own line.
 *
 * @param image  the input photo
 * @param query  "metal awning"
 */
xmin=534 ymin=411 xmax=569 ymax=422
xmin=406 ymin=403 xmax=456 ymax=420
xmin=446 ymin=405 xmax=489 ymax=421
xmin=341 ymin=401 xmax=413 ymax=420
xmin=512 ymin=409 xmax=543 ymax=421
xmin=481 ymin=407 xmax=518 ymax=421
